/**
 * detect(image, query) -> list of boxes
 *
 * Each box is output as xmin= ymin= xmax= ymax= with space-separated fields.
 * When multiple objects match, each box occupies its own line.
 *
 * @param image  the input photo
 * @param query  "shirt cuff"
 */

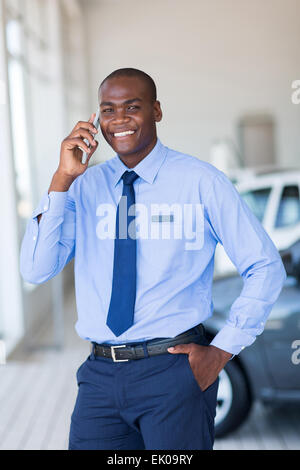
xmin=209 ymin=325 xmax=256 ymax=356
xmin=32 ymin=191 xmax=68 ymax=219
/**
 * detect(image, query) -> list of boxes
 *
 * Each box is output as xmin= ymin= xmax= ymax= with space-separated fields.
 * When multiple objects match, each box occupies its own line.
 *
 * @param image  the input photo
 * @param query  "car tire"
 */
xmin=214 ymin=360 xmax=252 ymax=438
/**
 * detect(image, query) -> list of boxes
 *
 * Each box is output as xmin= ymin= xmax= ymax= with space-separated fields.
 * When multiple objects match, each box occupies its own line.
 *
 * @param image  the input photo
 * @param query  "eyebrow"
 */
xmin=100 ymin=98 xmax=142 ymax=107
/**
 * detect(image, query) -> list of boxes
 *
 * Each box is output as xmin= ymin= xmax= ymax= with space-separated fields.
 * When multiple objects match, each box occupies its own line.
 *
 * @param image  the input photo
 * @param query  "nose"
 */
xmin=112 ymin=108 xmax=130 ymax=125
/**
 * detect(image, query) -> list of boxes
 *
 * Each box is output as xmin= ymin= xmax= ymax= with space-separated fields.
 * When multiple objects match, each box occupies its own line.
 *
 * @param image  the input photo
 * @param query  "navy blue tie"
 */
xmin=106 ymin=171 xmax=139 ymax=336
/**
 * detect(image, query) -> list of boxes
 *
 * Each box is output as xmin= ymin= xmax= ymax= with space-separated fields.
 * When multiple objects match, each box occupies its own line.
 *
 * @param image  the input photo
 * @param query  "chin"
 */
xmin=113 ymin=142 xmax=138 ymax=156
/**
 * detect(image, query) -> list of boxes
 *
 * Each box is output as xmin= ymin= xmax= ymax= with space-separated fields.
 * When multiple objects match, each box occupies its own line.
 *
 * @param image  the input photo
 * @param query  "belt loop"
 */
xmin=90 ymin=342 xmax=96 ymax=360
xmin=142 ymin=341 xmax=149 ymax=358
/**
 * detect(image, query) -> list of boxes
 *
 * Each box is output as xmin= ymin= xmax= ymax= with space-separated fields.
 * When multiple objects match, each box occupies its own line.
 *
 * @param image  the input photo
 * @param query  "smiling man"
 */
xmin=20 ymin=68 xmax=286 ymax=450
xmin=99 ymin=71 xmax=161 ymax=166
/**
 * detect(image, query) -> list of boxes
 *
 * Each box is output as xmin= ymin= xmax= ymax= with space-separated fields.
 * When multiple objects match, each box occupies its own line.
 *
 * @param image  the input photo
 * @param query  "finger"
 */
xmin=71 ymin=128 xmax=97 ymax=147
xmin=73 ymin=120 xmax=98 ymax=135
xmin=167 ymin=344 xmax=193 ymax=355
xmin=68 ymin=137 xmax=91 ymax=154
xmin=87 ymin=139 xmax=99 ymax=158
xmin=83 ymin=140 xmax=99 ymax=165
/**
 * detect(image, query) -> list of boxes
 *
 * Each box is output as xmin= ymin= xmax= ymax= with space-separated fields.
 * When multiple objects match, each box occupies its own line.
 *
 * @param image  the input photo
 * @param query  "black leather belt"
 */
xmin=91 ymin=324 xmax=208 ymax=362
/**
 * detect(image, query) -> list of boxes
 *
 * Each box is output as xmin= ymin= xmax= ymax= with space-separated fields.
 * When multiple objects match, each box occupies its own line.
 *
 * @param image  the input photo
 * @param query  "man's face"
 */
xmin=99 ymin=76 xmax=162 ymax=161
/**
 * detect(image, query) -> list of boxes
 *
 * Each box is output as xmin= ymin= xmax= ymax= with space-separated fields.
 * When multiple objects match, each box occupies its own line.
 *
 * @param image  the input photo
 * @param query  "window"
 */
xmin=275 ymin=185 xmax=300 ymax=228
xmin=7 ymin=23 xmax=33 ymax=227
xmin=2 ymin=0 xmax=87 ymax=353
xmin=241 ymin=187 xmax=271 ymax=222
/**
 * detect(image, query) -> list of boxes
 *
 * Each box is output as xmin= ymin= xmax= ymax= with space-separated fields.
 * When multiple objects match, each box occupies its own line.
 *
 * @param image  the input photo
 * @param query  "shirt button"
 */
xmin=43 ymin=206 xmax=48 ymax=211
xmin=33 ymin=236 xmax=36 ymax=241
xmin=241 ymin=346 xmax=245 ymax=350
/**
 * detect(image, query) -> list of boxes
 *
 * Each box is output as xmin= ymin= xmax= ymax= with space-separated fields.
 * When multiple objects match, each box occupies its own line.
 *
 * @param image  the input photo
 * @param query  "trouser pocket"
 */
xmin=183 ymin=353 xmax=219 ymax=417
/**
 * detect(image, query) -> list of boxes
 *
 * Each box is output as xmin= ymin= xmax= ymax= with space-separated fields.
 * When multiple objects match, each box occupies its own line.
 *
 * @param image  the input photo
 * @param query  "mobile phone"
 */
xmin=81 ymin=108 xmax=100 ymax=164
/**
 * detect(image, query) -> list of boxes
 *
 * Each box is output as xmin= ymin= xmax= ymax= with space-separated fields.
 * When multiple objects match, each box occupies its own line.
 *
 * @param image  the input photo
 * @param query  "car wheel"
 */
xmin=214 ymin=360 xmax=252 ymax=437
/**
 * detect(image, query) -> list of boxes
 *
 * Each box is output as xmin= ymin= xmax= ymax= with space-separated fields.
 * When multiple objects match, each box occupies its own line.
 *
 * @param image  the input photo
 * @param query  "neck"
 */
xmin=119 ymin=137 xmax=157 ymax=169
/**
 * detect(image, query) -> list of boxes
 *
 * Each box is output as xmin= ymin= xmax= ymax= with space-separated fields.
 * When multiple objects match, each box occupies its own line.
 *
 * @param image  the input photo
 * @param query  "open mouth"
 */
xmin=112 ymin=130 xmax=136 ymax=138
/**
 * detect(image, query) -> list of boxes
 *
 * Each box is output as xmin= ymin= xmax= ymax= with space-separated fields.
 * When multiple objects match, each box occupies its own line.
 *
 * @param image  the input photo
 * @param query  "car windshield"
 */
xmin=241 ymin=187 xmax=272 ymax=222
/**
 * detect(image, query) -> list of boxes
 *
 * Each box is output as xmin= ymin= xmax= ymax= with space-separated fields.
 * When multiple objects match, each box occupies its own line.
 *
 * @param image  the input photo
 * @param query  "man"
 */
xmin=20 ymin=68 xmax=286 ymax=450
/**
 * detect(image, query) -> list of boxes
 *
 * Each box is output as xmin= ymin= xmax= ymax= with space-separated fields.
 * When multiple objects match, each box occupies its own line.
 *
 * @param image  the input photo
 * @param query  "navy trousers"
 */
xmin=68 ymin=344 xmax=219 ymax=450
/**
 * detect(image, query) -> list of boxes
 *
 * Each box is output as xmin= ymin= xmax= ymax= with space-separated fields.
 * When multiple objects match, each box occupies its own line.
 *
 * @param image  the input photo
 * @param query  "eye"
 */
xmin=101 ymin=108 xmax=114 ymax=113
xmin=127 ymin=105 xmax=139 ymax=111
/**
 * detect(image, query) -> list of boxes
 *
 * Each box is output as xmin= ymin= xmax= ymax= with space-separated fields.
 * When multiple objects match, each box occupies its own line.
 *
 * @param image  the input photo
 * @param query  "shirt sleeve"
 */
xmin=20 ymin=189 xmax=75 ymax=284
xmin=205 ymin=172 xmax=287 ymax=356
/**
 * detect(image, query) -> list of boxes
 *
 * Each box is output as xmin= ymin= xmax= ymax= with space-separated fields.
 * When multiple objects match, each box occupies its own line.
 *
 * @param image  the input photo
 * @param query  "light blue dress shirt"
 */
xmin=20 ymin=138 xmax=286 ymax=355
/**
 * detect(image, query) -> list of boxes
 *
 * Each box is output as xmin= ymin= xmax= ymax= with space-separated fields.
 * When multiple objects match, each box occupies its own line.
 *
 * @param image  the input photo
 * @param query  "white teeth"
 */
xmin=114 ymin=130 xmax=135 ymax=137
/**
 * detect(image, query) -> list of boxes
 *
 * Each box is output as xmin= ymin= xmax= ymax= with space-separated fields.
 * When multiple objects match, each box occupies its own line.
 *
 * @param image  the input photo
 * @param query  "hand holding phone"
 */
xmin=81 ymin=108 xmax=100 ymax=164
xmin=57 ymin=111 xmax=100 ymax=183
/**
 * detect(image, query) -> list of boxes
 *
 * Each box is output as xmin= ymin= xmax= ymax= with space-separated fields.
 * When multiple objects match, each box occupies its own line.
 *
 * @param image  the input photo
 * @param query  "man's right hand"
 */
xmin=48 ymin=113 xmax=99 ymax=194
xmin=58 ymin=113 xmax=99 ymax=179
xmin=36 ymin=115 xmax=99 ymax=223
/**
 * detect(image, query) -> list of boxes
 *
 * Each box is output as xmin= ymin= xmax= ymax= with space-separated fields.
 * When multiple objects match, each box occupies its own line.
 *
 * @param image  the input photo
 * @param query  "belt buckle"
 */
xmin=111 ymin=345 xmax=129 ymax=362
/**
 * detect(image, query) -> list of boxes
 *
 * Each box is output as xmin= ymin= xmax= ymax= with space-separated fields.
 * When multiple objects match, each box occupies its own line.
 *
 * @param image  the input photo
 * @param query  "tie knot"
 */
xmin=122 ymin=171 xmax=139 ymax=185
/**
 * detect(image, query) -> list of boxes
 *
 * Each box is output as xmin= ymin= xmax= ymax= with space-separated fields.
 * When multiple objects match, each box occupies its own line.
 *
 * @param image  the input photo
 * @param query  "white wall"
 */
xmin=81 ymin=0 xmax=300 ymax=167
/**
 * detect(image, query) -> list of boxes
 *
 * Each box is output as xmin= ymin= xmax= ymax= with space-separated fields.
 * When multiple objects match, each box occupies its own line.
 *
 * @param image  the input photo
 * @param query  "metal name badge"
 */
xmin=151 ymin=214 xmax=174 ymax=223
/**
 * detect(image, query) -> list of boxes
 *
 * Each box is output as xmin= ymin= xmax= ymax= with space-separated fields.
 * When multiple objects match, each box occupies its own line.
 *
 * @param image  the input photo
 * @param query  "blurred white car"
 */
xmin=214 ymin=167 xmax=300 ymax=277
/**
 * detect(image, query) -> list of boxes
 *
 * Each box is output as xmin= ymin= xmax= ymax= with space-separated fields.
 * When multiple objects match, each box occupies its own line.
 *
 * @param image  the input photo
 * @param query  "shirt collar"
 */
xmin=111 ymin=138 xmax=167 ymax=187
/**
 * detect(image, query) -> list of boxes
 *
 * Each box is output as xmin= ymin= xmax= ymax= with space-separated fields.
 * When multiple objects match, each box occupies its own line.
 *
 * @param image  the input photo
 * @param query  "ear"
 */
xmin=153 ymin=100 xmax=163 ymax=122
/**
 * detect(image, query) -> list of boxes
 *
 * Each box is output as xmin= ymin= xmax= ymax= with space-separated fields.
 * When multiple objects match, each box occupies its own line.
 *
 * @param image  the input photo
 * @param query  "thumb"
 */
xmin=167 ymin=344 xmax=192 ymax=355
xmin=88 ymin=113 xmax=96 ymax=123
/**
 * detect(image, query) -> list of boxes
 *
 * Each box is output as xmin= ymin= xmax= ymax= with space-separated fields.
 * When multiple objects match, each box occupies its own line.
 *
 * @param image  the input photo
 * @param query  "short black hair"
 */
xmin=99 ymin=68 xmax=157 ymax=102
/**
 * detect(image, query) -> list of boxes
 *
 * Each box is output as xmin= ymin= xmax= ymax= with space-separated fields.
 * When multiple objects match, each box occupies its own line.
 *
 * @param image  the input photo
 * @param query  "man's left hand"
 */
xmin=167 ymin=343 xmax=232 ymax=391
